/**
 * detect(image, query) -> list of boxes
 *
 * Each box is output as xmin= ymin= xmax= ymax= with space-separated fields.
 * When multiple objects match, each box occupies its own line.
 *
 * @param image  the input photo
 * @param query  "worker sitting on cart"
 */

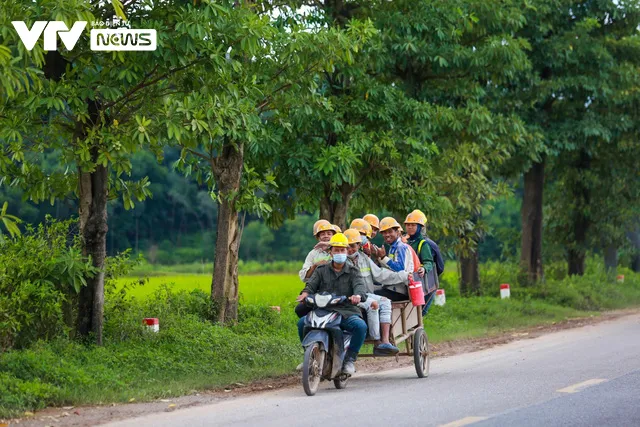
xmin=344 ymin=228 xmax=408 ymax=355
xmin=296 ymin=233 xmax=368 ymax=375
xmin=404 ymin=210 xmax=439 ymax=314
xmin=374 ymin=217 xmax=415 ymax=301
xmin=361 ymin=214 xmax=383 ymax=262
xmin=295 ymin=219 xmax=335 ymax=318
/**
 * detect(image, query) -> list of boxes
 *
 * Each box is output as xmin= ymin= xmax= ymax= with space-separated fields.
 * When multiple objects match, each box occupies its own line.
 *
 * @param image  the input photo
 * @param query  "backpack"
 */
xmin=412 ymin=240 xmax=439 ymax=294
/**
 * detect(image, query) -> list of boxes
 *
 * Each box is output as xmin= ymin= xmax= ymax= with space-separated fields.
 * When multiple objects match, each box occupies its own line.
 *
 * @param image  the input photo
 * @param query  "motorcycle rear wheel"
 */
xmin=302 ymin=343 xmax=324 ymax=396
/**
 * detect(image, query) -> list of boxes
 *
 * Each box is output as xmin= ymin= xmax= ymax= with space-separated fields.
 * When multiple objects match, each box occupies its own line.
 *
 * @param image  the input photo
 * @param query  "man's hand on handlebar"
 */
xmin=296 ymin=292 xmax=309 ymax=302
xmin=349 ymin=295 xmax=362 ymax=304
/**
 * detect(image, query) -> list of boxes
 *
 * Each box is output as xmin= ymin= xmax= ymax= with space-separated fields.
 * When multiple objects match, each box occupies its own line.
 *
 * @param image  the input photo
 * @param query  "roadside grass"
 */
xmin=2 ymin=264 xmax=640 ymax=419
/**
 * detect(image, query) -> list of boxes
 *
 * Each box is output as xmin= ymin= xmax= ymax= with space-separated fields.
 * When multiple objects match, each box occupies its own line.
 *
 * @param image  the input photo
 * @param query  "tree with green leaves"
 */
xmin=511 ymin=0 xmax=640 ymax=278
xmin=370 ymin=0 xmax=534 ymax=294
xmin=0 ymin=0 xmax=283 ymax=340
xmin=166 ymin=3 xmax=372 ymax=322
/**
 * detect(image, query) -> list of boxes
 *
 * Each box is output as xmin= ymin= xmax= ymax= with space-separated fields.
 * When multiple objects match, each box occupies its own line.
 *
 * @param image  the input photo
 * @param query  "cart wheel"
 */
xmin=302 ymin=343 xmax=325 ymax=396
xmin=413 ymin=327 xmax=429 ymax=378
xmin=333 ymin=373 xmax=350 ymax=389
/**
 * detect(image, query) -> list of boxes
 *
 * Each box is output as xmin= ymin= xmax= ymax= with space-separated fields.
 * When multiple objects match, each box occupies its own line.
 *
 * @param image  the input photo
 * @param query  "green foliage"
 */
xmin=0 ymin=218 xmax=141 ymax=351
xmin=0 ymin=201 xmax=21 ymax=240
xmin=0 ymin=218 xmax=92 ymax=350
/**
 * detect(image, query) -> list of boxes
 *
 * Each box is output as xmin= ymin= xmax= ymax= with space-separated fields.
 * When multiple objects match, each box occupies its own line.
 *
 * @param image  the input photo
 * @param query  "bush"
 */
xmin=0 ymin=218 xmax=94 ymax=351
xmin=0 ymin=218 xmax=139 ymax=352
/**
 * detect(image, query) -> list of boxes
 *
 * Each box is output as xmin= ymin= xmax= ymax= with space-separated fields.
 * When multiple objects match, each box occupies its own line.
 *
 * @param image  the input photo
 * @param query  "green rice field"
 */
xmin=116 ymin=274 xmax=303 ymax=306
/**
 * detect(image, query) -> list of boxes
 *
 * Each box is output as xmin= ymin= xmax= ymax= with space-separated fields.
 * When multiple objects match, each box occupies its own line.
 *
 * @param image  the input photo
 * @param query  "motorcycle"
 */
xmin=300 ymin=292 xmax=353 ymax=396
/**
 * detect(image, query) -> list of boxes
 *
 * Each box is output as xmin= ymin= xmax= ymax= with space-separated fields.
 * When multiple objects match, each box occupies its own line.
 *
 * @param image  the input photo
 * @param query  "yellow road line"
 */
xmin=557 ymin=378 xmax=607 ymax=393
xmin=439 ymin=416 xmax=488 ymax=427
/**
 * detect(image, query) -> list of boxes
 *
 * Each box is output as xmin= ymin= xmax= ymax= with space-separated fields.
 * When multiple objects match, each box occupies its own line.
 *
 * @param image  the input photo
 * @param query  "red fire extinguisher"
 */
xmin=408 ymin=275 xmax=425 ymax=307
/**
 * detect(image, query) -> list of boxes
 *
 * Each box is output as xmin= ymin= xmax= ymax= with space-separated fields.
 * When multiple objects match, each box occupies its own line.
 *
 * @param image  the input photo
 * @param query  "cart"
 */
xmin=358 ymin=300 xmax=430 ymax=378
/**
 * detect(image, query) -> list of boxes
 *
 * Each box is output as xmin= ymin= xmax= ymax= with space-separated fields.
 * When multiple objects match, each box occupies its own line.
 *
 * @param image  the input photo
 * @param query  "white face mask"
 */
xmin=347 ymin=252 xmax=358 ymax=259
xmin=333 ymin=253 xmax=347 ymax=264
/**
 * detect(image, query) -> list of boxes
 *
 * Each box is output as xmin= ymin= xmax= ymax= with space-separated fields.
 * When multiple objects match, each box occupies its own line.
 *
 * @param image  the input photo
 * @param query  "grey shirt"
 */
xmin=303 ymin=262 xmax=368 ymax=318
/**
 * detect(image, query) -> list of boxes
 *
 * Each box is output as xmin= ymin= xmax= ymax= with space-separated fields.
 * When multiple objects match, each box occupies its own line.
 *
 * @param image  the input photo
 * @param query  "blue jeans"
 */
xmin=297 ymin=314 xmax=368 ymax=355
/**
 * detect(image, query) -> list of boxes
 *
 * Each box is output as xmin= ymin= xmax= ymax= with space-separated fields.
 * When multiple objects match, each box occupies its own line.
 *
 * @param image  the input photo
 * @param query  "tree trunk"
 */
xmin=319 ymin=183 xmax=353 ymax=230
xmin=211 ymin=142 xmax=244 ymax=323
xmin=568 ymin=249 xmax=586 ymax=276
xmin=604 ymin=244 xmax=617 ymax=275
xmin=76 ymin=164 xmax=109 ymax=344
xmin=628 ymin=227 xmax=640 ymax=273
xmin=459 ymin=249 xmax=480 ymax=296
xmin=566 ymin=150 xmax=590 ymax=277
xmin=520 ymin=159 xmax=545 ymax=284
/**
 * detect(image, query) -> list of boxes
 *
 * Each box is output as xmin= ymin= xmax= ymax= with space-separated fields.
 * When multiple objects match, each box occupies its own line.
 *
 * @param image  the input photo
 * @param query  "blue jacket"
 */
xmin=382 ymin=237 xmax=414 ymax=273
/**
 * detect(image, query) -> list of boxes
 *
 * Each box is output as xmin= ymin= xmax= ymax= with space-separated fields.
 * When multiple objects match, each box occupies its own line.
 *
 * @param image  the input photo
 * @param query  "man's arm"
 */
xmin=298 ymin=250 xmax=319 ymax=282
xmin=369 ymin=257 xmax=409 ymax=286
xmin=419 ymin=240 xmax=435 ymax=273
xmin=350 ymin=271 xmax=368 ymax=304
xmin=302 ymin=266 xmax=322 ymax=295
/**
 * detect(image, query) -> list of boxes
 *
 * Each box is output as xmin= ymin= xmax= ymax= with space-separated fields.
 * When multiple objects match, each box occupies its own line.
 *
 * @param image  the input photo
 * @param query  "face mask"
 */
xmin=333 ymin=253 xmax=347 ymax=264
xmin=347 ymin=252 xmax=358 ymax=259
xmin=361 ymin=236 xmax=368 ymax=245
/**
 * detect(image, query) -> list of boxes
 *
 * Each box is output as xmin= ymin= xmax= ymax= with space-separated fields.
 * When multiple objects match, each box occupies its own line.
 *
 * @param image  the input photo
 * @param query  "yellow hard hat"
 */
xmin=331 ymin=224 xmax=342 ymax=233
xmin=404 ymin=210 xmax=427 ymax=226
xmin=313 ymin=219 xmax=334 ymax=236
xmin=379 ymin=217 xmax=402 ymax=232
xmin=329 ymin=233 xmax=349 ymax=248
xmin=350 ymin=218 xmax=372 ymax=238
xmin=363 ymin=214 xmax=380 ymax=230
xmin=344 ymin=228 xmax=362 ymax=245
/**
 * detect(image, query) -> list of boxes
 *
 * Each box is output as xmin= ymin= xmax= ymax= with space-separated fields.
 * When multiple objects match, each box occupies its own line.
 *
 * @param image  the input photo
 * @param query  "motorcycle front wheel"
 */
xmin=302 ymin=343 xmax=325 ymax=396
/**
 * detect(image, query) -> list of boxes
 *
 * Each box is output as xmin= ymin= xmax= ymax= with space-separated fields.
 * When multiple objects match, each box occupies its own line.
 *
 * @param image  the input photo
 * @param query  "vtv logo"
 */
xmin=11 ymin=21 xmax=87 ymax=51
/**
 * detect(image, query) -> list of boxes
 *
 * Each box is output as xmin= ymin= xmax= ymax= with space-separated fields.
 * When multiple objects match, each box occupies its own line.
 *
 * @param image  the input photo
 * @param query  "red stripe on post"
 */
xmin=143 ymin=318 xmax=159 ymax=325
xmin=500 ymin=284 xmax=510 ymax=290
xmin=436 ymin=289 xmax=445 ymax=295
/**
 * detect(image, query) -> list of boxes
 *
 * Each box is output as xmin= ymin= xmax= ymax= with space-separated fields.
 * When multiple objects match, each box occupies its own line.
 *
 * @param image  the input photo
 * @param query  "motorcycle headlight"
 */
xmin=330 ymin=298 xmax=342 ymax=305
xmin=315 ymin=294 xmax=332 ymax=308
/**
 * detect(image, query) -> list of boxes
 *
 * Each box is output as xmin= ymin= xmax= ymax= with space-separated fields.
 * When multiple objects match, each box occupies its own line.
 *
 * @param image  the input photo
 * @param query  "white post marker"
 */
xmin=434 ymin=289 xmax=446 ymax=306
xmin=617 ymin=275 xmax=625 ymax=283
xmin=500 ymin=283 xmax=510 ymax=299
xmin=143 ymin=318 xmax=159 ymax=332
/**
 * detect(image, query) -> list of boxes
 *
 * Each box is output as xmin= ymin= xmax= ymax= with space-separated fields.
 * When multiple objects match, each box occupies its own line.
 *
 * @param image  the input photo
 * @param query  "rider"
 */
xmin=344 ymin=228 xmax=404 ymax=355
xmin=374 ymin=217 xmax=414 ymax=301
xmin=297 ymin=233 xmax=368 ymax=375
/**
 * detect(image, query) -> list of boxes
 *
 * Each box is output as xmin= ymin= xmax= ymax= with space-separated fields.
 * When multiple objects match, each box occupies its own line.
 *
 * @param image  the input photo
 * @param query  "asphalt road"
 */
xmin=106 ymin=313 xmax=640 ymax=427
